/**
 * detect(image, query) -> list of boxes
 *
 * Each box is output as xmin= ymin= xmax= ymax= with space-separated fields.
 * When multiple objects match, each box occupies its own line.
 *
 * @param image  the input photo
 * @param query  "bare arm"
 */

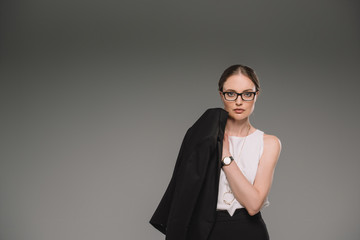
xmin=222 ymin=132 xmax=282 ymax=216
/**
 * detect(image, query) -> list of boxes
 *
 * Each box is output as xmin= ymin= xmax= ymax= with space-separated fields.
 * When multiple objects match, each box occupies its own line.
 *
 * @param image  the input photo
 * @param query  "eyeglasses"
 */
xmin=221 ymin=91 xmax=257 ymax=101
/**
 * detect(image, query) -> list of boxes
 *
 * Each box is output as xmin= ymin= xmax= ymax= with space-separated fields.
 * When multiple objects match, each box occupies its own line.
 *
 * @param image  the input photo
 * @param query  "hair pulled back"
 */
xmin=218 ymin=64 xmax=260 ymax=92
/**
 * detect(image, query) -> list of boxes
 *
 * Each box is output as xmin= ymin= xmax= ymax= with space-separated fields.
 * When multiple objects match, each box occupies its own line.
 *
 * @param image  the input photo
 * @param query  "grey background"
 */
xmin=1 ymin=0 xmax=359 ymax=240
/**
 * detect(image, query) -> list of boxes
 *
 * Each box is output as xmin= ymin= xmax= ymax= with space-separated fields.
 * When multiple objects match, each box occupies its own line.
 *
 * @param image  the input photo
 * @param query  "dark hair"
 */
xmin=218 ymin=64 xmax=260 ymax=92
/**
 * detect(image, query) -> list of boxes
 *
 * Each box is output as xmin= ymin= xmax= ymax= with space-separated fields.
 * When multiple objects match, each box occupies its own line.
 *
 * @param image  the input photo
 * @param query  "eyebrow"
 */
xmin=224 ymin=88 xmax=254 ymax=92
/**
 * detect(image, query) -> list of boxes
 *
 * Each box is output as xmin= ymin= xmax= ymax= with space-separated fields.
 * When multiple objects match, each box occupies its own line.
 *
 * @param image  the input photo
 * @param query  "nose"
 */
xmin=235 ymin=95 xmax=243 ymax=105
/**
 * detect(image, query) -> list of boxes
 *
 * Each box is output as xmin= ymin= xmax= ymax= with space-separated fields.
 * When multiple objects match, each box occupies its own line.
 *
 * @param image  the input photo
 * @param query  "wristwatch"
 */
xmin=221 ymin=156 xmax=234 ymax=167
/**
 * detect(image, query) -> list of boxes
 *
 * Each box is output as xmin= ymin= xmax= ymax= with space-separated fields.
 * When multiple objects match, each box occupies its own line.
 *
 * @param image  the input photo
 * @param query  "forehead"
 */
xmin=223 ymin=74 xmax=255 ymax=91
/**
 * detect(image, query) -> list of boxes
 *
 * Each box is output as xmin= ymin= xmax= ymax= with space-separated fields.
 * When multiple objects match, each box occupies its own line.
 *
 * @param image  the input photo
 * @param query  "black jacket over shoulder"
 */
xmin=149 ymin=108 xmax=229 ymax=240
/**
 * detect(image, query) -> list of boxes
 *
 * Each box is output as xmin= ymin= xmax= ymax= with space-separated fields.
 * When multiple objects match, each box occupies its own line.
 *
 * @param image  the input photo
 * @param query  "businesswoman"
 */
xmin=149 ymin=64 xmax=281 ymax=240
xmin=207 ymin=64 xmax=282 ymax=240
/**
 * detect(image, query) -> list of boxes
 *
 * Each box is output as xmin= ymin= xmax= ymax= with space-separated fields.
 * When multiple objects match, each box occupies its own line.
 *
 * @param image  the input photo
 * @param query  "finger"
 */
xmin=224 ymin=132 xmax=229 ymax=141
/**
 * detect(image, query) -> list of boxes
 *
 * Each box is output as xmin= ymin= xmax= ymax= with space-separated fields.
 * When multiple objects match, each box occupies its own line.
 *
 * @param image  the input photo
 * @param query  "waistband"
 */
xmin=215 ymin=208 xmax=262 ymax=221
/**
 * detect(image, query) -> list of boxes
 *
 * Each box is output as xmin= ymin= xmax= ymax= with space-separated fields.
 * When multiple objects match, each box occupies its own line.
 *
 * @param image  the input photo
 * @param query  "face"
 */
xmin=219 ymin=73 xmax=259 ymax=121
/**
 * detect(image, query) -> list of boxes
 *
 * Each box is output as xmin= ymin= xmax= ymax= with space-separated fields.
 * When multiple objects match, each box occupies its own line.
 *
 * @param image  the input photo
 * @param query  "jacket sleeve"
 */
xmin=149 ymin=126 xmax=193 ymax=235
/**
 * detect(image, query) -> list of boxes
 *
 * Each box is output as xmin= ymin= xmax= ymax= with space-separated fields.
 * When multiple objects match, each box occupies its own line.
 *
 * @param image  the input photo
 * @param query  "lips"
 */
xmin=234 ymin=108 xmax=245 ymax=113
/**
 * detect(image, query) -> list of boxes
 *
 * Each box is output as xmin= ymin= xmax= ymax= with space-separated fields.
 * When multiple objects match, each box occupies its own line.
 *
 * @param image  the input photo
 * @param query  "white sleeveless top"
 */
xmin=216 ymin=129 xmax=270 ymax=216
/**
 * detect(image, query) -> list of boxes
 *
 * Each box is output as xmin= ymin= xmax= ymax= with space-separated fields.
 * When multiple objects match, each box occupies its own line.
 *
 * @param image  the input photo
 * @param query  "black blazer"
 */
xmin=149 ymin=108 xmax=229 ymax=240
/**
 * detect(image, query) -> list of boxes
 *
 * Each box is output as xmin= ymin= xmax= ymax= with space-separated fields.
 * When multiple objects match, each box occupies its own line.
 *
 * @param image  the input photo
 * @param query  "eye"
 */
xmin=226 ymin=92 xmax=236 ymax=97
xmin=243 ymin=92 xmax=253 ymax=97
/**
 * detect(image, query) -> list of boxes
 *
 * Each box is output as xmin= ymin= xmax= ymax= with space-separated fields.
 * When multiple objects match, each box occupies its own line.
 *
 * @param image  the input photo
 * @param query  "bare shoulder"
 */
xmin=263 ymin=134 xmax=281 ymax=149
xmin=263 ymin=133 xmax=282 ymax=159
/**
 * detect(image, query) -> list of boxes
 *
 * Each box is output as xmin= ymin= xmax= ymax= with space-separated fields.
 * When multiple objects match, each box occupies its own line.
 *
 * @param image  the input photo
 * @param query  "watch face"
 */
xmin=224 ymin=157 xmax=231 ymax=165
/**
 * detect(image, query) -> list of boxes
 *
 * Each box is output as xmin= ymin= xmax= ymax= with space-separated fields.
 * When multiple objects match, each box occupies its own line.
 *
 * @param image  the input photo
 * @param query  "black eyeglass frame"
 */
xmin=221 ymin=91 xmax=258 ymax=101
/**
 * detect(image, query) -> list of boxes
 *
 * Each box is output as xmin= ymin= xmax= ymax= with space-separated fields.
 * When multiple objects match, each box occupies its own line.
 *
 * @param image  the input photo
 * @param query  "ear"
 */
xmin=254 ymin=90 xmax=260 ymax=101
xmin=219 ymin=91 xmax=224 ymax=99
xmin=219 ymin=91 xmax=225 ymax=104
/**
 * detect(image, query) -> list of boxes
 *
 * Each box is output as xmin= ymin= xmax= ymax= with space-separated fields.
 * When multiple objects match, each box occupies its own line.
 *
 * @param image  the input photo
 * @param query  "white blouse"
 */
xmin=216 ymin=129 xmax=270 ymax=216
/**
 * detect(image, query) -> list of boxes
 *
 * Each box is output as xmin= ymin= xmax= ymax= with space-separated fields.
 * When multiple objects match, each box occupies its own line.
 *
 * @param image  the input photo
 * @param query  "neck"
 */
xmin=226 ymin=117 xmax=251 ymax=136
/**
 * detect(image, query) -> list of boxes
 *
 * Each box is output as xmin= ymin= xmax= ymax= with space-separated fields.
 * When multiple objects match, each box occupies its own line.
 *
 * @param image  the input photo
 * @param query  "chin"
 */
xmin=229 ymin=113 xmax=247 ymax=121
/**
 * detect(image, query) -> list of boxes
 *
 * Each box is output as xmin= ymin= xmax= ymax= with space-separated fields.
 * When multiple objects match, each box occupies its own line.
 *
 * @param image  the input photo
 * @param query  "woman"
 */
xmin=149 ymin=64 xmax=281 ymax=240
xmin=207 ymin=64 xmax=282 ymax=240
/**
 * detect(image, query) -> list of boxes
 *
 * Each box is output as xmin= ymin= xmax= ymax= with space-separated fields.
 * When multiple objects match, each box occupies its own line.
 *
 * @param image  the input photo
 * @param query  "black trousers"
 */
xmin=207 ymin=208 xmax=270 ymax=240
